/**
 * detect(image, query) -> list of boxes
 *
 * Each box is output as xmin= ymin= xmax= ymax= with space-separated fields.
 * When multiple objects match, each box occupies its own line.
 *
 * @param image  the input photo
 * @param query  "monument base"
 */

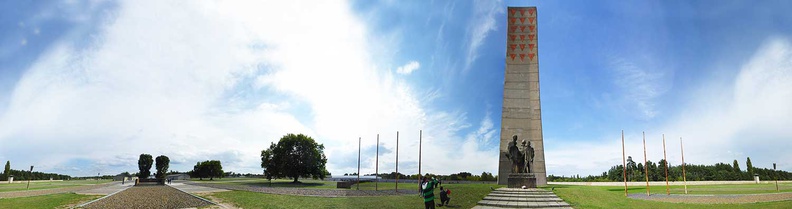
xmin=508 ymin=173 xmax=537 ymax=188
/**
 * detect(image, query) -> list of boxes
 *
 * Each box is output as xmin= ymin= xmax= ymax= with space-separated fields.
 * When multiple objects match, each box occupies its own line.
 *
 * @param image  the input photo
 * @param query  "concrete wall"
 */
xmin=499 ymin=6 xmax=546 ymax=186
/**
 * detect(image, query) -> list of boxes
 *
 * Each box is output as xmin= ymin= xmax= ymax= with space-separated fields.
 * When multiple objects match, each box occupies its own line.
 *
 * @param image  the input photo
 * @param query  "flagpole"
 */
xmin=663 ymin=134 xmax=669 ymax=195
xmin=681 ymin=137 xmax=687 ymax=194
xmin=396 ymin=131 xmax=399 ymax=192
xmin=621 ymin=130 xmax=628 ymax=197
xmin=376 ymin=134 xmax=379 ymax=191
xmin=643 ymin=132 xmax=649 ymax=196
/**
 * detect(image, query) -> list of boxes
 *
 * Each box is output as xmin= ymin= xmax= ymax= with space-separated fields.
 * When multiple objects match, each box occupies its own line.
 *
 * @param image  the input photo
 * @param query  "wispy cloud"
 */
xmin=607 ymin=55 xmax=672 ymax=120
xmin=0 ymin=0 xmax=502 ymax=176
xmin=396 ymin=61 xmax=420 ymax=75
xmin=464 ymin=0 xmax=503 ymax=73
xmin=547 ymin=37 xmax=792 ymax=176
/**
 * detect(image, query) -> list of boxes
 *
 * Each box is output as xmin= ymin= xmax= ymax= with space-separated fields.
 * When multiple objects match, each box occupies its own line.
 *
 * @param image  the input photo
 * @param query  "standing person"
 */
xmin=422 ymin=176 xmax=439 ymax=209
xmin=438 ymin=186 xmax=451 ymax=207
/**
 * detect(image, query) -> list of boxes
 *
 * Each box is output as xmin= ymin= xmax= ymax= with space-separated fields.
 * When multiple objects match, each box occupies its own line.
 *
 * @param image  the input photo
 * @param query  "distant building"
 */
xmin=166 ymin=174 xmax=190 ymax=180
xmin=113 ymin=174 xmax=128 ymax=181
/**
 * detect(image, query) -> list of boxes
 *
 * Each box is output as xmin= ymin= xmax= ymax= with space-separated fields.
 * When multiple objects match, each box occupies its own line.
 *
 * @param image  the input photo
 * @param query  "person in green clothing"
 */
xmin=422 ymin=176 xmax=439 ymax=209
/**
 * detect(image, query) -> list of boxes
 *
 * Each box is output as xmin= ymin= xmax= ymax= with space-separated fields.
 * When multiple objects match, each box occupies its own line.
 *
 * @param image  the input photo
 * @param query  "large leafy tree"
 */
xmin=155 ymin=155 xmax=170 ymax=179
xmin=3 ymin=161 xmax=10 ymax=181
xmin=192 ymin=160 xmax=223 ymax=180
xmin=261 ymin=133 xmax=328 ymax=183
xmin=138 ymin=154 xmax=154 ymax=179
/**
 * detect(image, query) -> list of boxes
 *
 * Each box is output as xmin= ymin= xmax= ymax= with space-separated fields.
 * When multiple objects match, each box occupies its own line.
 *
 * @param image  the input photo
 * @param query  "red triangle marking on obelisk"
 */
xmin=510 ymin=35 xmax=516 ymax=41
xmin=528 ymin=44 xmax=535 ymax=51
xmin=510 ymin=18 xmax=516 ymax=24
xmin=519 ymin=35 xmax=525 ymax=41
xmin=509 ymin=9 xmax=516 ymax=16
xmin=529 ymin=53 xmax=535 ymax=60
xmin=510 ymin=54 xmax=516 ymax=60
xmin=529 ymin=25 xmax=535 ymax=32
xmin=529 ymin=17 xmax=535 ymax=24
xmin=519 ymin=9 xmax=526 ymax=16
xmin=510 ymin=26 xmax=517 ymax=32
xmin=528 ymin=34 xmax=535 ymax=41
xmin=519 ymin=54 xmax=526 ymax=61
xmin=519 ymin=17 xmax=526 ymax=24
xmin=519 ymin=44 xmax=525 ymax=51
xmin=520 ymin=26 xmax=526 ymax=32
xmin=510 ymin=44 xmax=516 ymax=51
xmin=529 ymin=8 xmax=536 ymax=16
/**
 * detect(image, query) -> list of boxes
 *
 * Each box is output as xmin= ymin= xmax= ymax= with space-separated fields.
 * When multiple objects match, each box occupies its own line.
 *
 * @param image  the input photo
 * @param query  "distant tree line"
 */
xmin=0 ymin=169 xmax=71 ymax=181
xmin=550 ymin=157 xmax=791 ymax=182
xmin=349 ymin=171 xmax=497 ymax=182
xmin=1 ymin=161 xmax=71 ymax=181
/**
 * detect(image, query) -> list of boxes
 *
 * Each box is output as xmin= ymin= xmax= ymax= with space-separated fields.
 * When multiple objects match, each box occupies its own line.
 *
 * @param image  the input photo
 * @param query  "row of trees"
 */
xmin=596 ymin=157 xmax=791 ymax=182
xmin=1 ymin=161 xmax=71 ymax=181
xmin=137 ymin=154 xmax=170 ymax=179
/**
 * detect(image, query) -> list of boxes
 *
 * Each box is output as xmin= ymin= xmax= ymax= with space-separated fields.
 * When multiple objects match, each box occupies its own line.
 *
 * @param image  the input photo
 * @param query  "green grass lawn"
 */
xmin=550 ymin=184 xmax=792 ymax=209
xmin=204 ymin=182 xmax=502 ymax=209
xmin=198 ymin=179 xmax=792 ymax=209
xmin=0 ymin=180 xmax=112 ymax=192
xmin=0 ymin=192 xmax=100 ymax=209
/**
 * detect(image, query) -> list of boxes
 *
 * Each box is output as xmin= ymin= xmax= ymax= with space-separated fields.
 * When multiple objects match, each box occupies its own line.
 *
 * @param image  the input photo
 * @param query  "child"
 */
xmin=438 ymin=186 xmax=451 ymax=207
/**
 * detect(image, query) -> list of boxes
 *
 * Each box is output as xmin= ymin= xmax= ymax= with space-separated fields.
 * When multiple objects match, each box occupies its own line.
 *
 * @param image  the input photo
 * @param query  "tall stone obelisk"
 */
xmin=498 ymin=7 xmax=546 ymax=186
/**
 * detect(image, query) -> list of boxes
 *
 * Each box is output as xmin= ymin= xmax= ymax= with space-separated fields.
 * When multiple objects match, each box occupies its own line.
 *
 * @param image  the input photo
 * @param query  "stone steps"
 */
xmin=476 ymin=188 xmax=572 ymax=208
xmin=483 ymin=196 xmax=565 ymax=202
xmin=487 ymin=194 xmax=558 ymax=198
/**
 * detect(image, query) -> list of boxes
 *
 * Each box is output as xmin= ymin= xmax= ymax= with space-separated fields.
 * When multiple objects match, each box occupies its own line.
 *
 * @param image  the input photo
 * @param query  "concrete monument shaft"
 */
xmin=498 ymin=6 xmax=546 ymax=186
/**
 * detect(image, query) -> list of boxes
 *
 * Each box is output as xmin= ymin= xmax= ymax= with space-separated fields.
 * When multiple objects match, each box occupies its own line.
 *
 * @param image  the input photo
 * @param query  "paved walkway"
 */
xmin=168 ymin=181 xmax=229 ymax=193
xmin=76 ymin=181 xmax=135 ymax=195
xmin=629 ymin=192 xmax=792 ymax=204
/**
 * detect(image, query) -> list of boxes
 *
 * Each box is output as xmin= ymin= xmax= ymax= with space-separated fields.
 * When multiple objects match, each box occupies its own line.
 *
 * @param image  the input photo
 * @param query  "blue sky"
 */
xmin=1 ymin=0 xmax=791 ymax=177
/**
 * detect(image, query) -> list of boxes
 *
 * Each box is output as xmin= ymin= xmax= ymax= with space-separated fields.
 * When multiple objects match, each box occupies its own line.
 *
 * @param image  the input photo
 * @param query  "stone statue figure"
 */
xmin=522 ymin=140 xmax=535 ymax=173
xmin=505 ymin=135 xmax=525 ymax=173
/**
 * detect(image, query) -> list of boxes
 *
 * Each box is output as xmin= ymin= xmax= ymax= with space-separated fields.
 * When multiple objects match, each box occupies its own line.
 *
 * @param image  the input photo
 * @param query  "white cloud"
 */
xmin=0 ymin=0 xmax=499 ymax=177
xmin=607 ymin=56 xmax=672 ymax=120
xmin=546 ymin=37 xmax=792 ymax=176
xmin=464 ymin=0 xmax=503 ymax=73
xmin=396 ymin=61 xmax=420 ymax=75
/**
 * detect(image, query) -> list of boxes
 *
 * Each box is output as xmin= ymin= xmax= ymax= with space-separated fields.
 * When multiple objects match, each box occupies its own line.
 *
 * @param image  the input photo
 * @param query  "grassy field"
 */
xmin=202 ymin=181 xmax=501 ymax=209
xmin=550 ymin=184 xmax=792 ymax=209
xmin=0 ymin=180 xmax=112 ymax=192
xmin=197 ymin=179 xmax=792 ymax=209
xmin=0 ymin=192 xmax=100 ymax=209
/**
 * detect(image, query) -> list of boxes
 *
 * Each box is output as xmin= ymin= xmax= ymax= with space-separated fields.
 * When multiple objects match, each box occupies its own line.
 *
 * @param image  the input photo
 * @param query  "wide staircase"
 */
xmin=473 ymin=188 xmax=572 ymax=208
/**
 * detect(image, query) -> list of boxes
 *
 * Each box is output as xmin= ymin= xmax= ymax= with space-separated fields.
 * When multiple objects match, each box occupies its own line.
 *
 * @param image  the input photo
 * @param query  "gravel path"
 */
xmin=81 ymin=185 xmax=214 ymax=209
xmin=628 ymin=192 xmax=792 ymax=204
xmin=186 ymin=182 xmax=417 ymax=197
xmin=0 ymin=182 xmax=115 ymax=199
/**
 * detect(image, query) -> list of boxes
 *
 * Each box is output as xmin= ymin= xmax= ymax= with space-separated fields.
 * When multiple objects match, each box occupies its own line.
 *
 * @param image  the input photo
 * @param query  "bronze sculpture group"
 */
xmin=505 ymin=135 xmax=534 ymax=174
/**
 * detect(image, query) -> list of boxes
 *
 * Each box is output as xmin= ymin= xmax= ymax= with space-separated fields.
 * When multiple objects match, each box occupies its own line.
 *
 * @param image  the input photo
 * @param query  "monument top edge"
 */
xmin=507 ymin=6 xmax=537 ymax=9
